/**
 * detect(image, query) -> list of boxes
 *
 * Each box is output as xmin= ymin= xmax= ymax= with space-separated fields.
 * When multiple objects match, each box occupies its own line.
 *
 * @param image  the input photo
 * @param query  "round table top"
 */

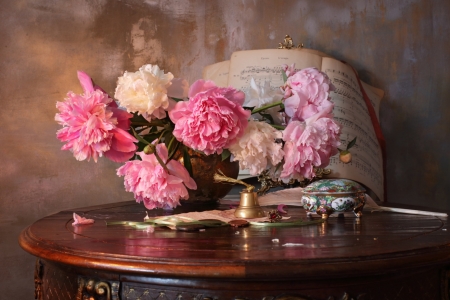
xmin=19 ymin=200 xmax=450 ymax=280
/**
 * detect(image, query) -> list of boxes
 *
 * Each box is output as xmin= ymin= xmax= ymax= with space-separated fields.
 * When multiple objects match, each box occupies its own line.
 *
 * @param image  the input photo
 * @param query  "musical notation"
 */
xmin=233 ymin=65 xmax=285 ymax=92
xmin=223 ymin=50 xmax=384 ymax=200
xmin=239 ymin=65 xmax=284 ymax=75
xmin=324 ymin=65 xmax=384 ymax=200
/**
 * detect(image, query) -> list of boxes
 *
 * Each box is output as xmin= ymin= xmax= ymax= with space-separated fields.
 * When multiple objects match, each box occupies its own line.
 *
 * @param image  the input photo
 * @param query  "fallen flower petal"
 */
xmin=277 ymin=204 xmax=287 ymax=214
xmin=72 ymin=213 xmax=95 ymax=226
xmin=282 ymin=243 xmax=304 ymax=247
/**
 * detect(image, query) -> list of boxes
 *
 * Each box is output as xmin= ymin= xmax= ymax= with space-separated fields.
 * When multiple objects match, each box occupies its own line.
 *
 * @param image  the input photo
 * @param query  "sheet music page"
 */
xmin=361 ymin=81 xmax=384 ymax=120
xmin=227 ymin=49 xmax=322 ymax=93
xmin=202 ymin=60 xmax=230 ymax=87
xmin=321 ymin=57 xmax=384 ymax=201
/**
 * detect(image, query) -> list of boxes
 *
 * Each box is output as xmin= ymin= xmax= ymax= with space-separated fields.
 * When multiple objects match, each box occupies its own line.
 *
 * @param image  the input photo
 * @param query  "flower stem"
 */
xmin=271 ymin=124 xmax=286 ymax=130
xmin=156 ymin=129 xmax=167 ymax=144
xmin=131 ymin=127 xmax=151 ymax=145
xmin=154 ymin=150 xmax=170 ymax=173
xmin=251 ymin=101 xmax=283 ymax=115
xmin=131 ymin=120 xmax=165 ymax=127
xmin=142 ymin=143 xmax=170 ymax=173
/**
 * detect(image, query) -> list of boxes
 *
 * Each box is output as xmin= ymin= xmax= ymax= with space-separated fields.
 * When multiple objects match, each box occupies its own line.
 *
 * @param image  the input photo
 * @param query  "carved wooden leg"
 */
xmin=34 ymin=259 xmax=43 ymax=300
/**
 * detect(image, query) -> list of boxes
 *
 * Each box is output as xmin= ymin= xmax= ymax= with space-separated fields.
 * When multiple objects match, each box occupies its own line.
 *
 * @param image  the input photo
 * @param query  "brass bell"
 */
xmin=234 ymin=191 xmax=265 ymax=219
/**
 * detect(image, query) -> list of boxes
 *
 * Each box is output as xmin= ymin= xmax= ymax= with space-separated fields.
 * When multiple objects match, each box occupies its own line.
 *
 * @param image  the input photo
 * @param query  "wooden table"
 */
xmin=19 ymin=200 xmax=450 ymax=300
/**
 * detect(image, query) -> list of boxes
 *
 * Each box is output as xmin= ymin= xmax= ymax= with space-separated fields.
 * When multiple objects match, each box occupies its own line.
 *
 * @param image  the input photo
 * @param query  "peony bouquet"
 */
xmin=55 ymin=63 xmax=341 ymax=210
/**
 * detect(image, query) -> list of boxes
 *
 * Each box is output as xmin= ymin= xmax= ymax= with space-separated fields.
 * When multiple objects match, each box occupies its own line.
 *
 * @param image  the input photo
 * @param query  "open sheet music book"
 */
xmin=203 ymin=48 xmax=385 ymax=201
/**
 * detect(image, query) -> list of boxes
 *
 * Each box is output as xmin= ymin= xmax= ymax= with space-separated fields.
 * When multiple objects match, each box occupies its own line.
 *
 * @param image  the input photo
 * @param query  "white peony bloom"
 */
xmin=114 ymin=64 xmax=174 ymax=119
xmin=228 ymin=120 xmax=284 ymax=176
xmin=244 ymin=78 xmax=284 ymax=125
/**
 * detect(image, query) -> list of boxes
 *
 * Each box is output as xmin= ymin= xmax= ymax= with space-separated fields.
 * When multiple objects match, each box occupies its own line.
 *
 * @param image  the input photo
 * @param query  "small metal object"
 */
xmin=257 ymin=168 xmax=331 ymax=195
xmin=278 ymin=34 xmax=304 ymax=49
xmin=77 ymin=277 xmax=113 ymax=300
xmin=234 ymin=191 xmax=265 ymax=219
xmin=316 ymin=205 xmax=334 ymax=220
xmin=228 ymin=220 xmax=249 ymax=228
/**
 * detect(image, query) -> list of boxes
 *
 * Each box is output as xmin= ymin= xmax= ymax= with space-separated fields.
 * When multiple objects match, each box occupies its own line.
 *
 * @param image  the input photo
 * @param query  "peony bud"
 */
xmin=143 ymin=144 xmax=156 ymax=155
xmin=339 ymin=150 xmax=352 ymax=163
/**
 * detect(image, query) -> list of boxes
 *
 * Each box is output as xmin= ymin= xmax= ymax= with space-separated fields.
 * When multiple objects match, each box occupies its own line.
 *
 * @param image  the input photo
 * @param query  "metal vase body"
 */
xmin=174 ymin=149 xmax=239 ymax=204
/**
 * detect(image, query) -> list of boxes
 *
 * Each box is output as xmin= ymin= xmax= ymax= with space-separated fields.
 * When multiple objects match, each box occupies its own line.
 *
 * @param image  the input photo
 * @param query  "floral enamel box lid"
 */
xmin=303 ymin=179 xmax=366 ymax=195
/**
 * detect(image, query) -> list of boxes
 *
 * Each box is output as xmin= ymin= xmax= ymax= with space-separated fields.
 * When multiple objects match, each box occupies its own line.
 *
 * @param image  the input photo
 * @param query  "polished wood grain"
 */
xmin=19 ymin=200 xmax=450 ymax=299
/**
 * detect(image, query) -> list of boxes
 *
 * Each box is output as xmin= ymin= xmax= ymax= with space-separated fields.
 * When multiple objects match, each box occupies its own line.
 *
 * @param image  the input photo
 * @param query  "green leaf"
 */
xmin=130 ymin=113 xmax=167 ymax=127
xmin=346 ymin=137 xmax=357 ymax=150
xmin=167 ymin=136 xmax=180 ymax=160
xmin=163 ymin=130 xmax=173 ymax=145
xmin=271 ymin=124 xmax=286 ymax=130
xmin=182 ymin=147 xmax=194 ymax=178
xmin=282 ymin=70 xmax=288 ymax=83
xmin=221 ymin=149 xmax=231 ymax=161
xmin=136 ymin=141 xmax=148 ymax=152
xmin=133 ymin=126 xmax=149 ymax=134
xmin=140 ymin=132 xmax=160 ymax=144
xmin=131 ymin=127 xmax=151 ymax=145
xmin=251 ymin=101 xmax=283 ymax=115
xmin=259 ymin=112 xmax=274 ymax=124
xmin=130 ymin=113 xmax=148 ymax=123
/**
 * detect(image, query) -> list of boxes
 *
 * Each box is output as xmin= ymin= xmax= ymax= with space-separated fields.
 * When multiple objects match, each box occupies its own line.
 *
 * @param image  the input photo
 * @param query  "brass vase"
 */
xmin=173 ymin=149 xmax=240 ymax=204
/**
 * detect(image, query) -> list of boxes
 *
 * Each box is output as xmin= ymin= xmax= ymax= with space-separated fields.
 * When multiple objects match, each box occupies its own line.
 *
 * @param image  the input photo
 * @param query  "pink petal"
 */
xmin=109 ymin=107 xmax=133 ymax=129
xmin=77 ymin=71 xmax=95 ymax=94
xmin=166 ymin=160 xmax=197 ymax=190
xmin=168 ymin=101 xmax=189 ymax=123
xmin=104 ymin=148 xmax=136 ymax=163
xmin=188 ymin=79 xmax=217 ymax=97
xmin=109 ymin=128 xmax=138 ymax=152
xmin=277 ymin=204 xmax=287 ymax=214
xmin=155 ymin=143 xmax=169 ymax=162
xmin=72 ymin=213 xmax=95 ymax=226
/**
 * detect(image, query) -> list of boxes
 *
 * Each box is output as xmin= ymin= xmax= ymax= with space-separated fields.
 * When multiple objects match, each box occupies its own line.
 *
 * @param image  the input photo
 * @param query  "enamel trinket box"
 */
xmin=302 ymin=179 xmax=366 ymax=219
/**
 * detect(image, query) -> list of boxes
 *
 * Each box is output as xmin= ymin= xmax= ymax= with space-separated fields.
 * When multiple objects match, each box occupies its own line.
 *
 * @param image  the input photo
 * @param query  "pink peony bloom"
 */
xmin=55 ymin=71 xmax=137 ymax=162
xmin=280 ymin=117 xmax=340 ymax=182
xmin=117 ymin=144 xmax=197 ymax=210
xmin=169 ymin=79 xmax=250 ymax=155
xmin=283 ymin=67 xmax=335 ymax=122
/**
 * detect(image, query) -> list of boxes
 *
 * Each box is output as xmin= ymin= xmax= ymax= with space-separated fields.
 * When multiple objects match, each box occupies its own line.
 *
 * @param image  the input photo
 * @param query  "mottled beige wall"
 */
xmin=1 ymin=0 xmax=449 ymax=298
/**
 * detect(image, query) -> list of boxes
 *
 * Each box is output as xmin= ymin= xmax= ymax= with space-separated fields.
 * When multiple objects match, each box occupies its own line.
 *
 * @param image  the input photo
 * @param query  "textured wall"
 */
xmin=1 ymin=0 xmax=449 ymax=298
